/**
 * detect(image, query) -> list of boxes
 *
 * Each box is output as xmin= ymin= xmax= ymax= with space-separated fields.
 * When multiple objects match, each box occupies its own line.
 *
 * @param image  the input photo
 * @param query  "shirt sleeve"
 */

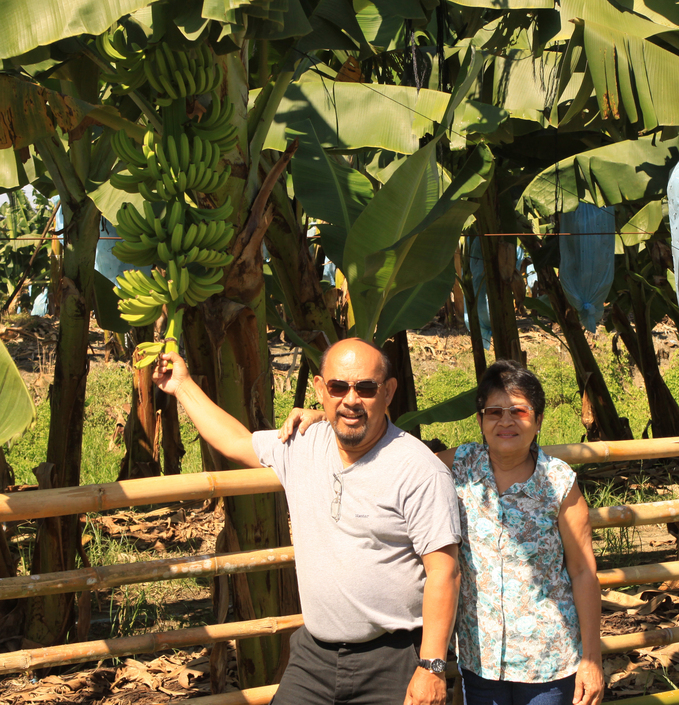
xmin=403 ymin=467 xmax=461 ymax=556
xmin=251 ymin=429 xmax=291 ymax=488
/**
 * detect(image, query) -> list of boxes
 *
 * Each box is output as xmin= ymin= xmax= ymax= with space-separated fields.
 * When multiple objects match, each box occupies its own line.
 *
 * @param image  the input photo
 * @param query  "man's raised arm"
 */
xmin=153 ymin=352 xmax=262 ymax=469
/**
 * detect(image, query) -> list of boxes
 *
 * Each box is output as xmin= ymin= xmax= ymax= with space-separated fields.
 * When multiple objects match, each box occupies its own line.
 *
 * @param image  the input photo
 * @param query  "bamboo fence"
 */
xmin=2 ymin=435 xmax=679 ymax=689
xmin=0 ymin=546 xmax=296 ymax=600
xmin=2 ymin=436 xmax=677 ymax=523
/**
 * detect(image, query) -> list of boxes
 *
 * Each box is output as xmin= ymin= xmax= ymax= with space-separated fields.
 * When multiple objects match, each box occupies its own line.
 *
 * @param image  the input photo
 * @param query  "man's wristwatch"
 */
xmin=417 ymin=658 xmax=446 ymax=674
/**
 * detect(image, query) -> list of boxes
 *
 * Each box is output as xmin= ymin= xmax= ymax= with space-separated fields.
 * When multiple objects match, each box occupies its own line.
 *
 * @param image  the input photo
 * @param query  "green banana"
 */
xmin=170 ymin=223 xmax=184 ymax=252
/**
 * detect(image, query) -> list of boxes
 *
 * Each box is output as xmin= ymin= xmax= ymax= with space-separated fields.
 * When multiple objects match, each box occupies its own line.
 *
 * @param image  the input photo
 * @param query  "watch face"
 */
xmin=431 ymin=658 xmax=446 ymax=673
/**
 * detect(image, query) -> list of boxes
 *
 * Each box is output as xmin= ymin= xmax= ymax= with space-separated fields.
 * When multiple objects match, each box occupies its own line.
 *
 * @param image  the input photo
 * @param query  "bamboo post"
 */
xmin=597 ymin=560 xmax=679 ymax=589
xmin=0 ymin=547 xmax=296 ymax=600
xmin=0 ymin=614 xmax=304 ymax=673
xmin=0 ymin=468 xmax=282 ymax=522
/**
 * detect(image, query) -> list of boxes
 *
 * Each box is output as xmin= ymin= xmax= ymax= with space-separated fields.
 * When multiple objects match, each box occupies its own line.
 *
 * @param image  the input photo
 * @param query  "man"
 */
xmin=153 ymin=338 xmax=461 ymax=705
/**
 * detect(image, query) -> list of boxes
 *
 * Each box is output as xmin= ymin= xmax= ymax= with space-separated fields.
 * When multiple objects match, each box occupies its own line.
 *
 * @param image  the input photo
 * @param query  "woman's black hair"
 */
xmin=476 ymin=360 xmax=545 ymax=417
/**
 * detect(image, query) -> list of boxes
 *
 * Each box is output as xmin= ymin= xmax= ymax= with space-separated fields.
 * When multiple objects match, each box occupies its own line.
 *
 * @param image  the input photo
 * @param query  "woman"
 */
xmin=280 ymin=360 xmax=604 ymax=705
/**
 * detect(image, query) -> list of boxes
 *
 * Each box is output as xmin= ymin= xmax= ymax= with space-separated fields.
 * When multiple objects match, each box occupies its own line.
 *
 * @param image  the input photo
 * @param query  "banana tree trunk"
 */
xmin=460 ymin=242 xmax=487 ymax=384
xmin=383 ymin=330 xmax=420 ymax=436
xmin=264 ymin=157 xmax=338 ymax=369
xmin=24 ymin=135 xmax=101 ymax=644
xmin=118 ymin=327 xmax=161 ymax=481
xmin=611 ymin=296 xmax=679 ymax=438
xmin=476 ymin=185 xmax=524 ymax=364
xmin=521 ymin=234 xmax=632 ymax=441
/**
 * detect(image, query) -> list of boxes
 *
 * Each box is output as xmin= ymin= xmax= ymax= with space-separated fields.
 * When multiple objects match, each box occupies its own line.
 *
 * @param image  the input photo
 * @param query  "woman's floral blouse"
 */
xmin=451 ymin=442 xmax=581 ymax=682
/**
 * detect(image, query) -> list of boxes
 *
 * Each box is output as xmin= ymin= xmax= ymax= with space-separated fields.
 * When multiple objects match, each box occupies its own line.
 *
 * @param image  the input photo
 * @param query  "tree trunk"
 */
xmin=383 ymin=330 xmax=420 ymax=436
xmin=460 ymin=242 xmax=487 ymax=384
xmin=161 ymin=394 xmax=185 ymax=475
xmin=476 ymin=186 xmax=524 ymax=365
xmin=611 ymin=299 xmax=679 ymax=438
xmin=521 ymin=234 xmax=632 ymax=441
xmin=118 ymin=327 xmax=161 ymax=481
xmin=24 ymin=132 xmax=101 ymax=644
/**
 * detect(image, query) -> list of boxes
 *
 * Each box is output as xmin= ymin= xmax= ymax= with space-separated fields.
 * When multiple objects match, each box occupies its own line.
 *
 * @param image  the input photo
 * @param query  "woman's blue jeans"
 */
xmin=461 ymin=668 xmax=576 ymax=705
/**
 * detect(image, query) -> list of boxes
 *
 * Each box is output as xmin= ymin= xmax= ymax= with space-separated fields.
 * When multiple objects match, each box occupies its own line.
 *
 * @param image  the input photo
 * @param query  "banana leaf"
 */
xmin=0 ymin=0 xmax=155 ymax=60
xmin=92 ymin=269 xmax=130 ymax=334
xmin=347 ymin=138 xmax=492 ymax=340
xmin=517 ymin=135 xmax=679 ymax=219
xmin=0 ymin=339 xmax=36 ymax=446
xmin=0 ymin=75 xmax=144 ymax=155
xmin=555 ymin=0 xmax=679 ymax=130
xmin=261 ymin=79 xmax=459 ymax=155
xmin=374 ymin=256 xmax=458 ymax=346
xmin=395 ymin=388 xmax=477 ymax=432
xmin=288 ymin=120 xmax=373 ymax=240
xmin=88 ymin=177 xmax=144 ymax=226
xmin=616 ymin=200 xmax=663 ymax=253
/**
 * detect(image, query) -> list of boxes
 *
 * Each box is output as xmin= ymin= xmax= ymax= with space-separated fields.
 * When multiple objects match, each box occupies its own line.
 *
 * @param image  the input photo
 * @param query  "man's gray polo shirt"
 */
xmin=252 ymin=420 xmax=461 ymax=643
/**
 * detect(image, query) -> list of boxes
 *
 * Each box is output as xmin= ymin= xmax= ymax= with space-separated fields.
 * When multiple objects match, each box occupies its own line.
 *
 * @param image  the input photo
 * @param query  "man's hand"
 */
xmin=404 ymin=667 xmax=447 ymax=705
xmin=152 ymin=352 xmax=191 ymax=398
xmin=573 ymin=658 xmax=604 ymax=705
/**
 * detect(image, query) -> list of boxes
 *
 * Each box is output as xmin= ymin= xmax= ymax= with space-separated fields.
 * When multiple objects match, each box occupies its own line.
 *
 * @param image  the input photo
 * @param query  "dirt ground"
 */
xmin=3 ymin=315 xmax=679 ymax=702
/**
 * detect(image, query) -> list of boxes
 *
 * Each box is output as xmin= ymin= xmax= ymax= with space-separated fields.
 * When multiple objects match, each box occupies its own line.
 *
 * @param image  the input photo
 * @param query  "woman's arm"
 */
xmin=558 ymin=483 xmax=604 ymax=705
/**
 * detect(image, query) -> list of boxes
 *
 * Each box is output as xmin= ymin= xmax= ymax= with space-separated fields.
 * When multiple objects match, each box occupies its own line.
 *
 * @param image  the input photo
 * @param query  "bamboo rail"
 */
xmin=597 ymin=560 xmax=679 ymax=589
xmin=0 ymin=468 xmax=282 ymax=522
xmin=0 ymin=547 xmax=295 ymax=600
xmin=604 ymin=691 xmax=679 ymax=705
xmin=543 ymin=437 xmax=679 ymax=465
xmin=4 ymin=550 xmax=676 ymax=602
xmin=169 ymin=685 xmax=279 ymax=705
xmin=1 ymin=437 xmax=677 ymax=523
xmin=590 ymin=499 xmax=679 ymax=529
xmin=602 ymin=626 xmax=679 ymax=654
xmin=0 ymin=614 xmax=303 ymax=673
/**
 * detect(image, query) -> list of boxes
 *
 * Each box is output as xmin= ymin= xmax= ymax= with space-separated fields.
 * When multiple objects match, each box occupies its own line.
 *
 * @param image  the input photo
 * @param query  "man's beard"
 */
xmin=331 ymin=412 xmax=368 ymax=447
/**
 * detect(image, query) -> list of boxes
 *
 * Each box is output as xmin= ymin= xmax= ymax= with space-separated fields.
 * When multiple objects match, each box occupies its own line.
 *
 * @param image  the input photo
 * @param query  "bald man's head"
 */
xmin=319 ymin=339 xmax=392 ymax=380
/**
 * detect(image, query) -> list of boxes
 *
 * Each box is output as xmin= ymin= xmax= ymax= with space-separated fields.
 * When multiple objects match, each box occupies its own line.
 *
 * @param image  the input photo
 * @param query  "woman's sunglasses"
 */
xmin=324 ymin=379 xmax=384 ymax=399
xmin=481 ymin=405 xmax=534 ymax=420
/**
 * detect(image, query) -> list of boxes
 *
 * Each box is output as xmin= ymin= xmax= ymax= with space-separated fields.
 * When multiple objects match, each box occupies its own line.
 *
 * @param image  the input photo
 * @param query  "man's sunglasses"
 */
xmin=324 ymin=379 xmax=384 ymax=399
xmin=481 ymin=405 xmax=534 ymax=420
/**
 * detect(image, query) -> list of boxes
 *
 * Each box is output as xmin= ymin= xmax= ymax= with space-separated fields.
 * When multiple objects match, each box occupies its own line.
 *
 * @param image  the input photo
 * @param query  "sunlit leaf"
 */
xmin=395 ymin=388 xmax=477 ymax=432
xmin=0 ymin=339 xmax=36 ymax=446
xmin=0 ymin=0 xmax=155 ymax=60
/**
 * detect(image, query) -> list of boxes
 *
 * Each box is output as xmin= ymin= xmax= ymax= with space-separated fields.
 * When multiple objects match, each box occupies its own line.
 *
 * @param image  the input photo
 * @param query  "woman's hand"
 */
xmin=277 ymin=407 xmax=326 ymax=442
xmin=573 ymin=657 xmax=604 ymax=705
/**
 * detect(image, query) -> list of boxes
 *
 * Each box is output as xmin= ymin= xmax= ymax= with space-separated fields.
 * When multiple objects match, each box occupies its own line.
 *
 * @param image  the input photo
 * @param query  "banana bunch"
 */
xmin=144 ymin=43 xmax=223 ymax=106
xmin=187 ymin=92 xmax=239 ymax=152
xmin=110 ymin=129 xmax=230 ymax=199
xmin=97 ymin=28 xmax=147 ymax=94
xmin=112 ymin=198 xmax=235 ymax=268
xmin=97 ymin=30 xmax=222 ymax=104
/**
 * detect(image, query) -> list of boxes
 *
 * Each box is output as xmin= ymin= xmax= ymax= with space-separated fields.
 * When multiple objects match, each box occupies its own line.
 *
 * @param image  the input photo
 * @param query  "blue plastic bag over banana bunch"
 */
xmin=668 ymin=163 xmax=679 ymax=308
xmin=464 ymin=237 xmax=524 ymax=350
xmin=559 ymin=203 xmax=615 ymax=333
